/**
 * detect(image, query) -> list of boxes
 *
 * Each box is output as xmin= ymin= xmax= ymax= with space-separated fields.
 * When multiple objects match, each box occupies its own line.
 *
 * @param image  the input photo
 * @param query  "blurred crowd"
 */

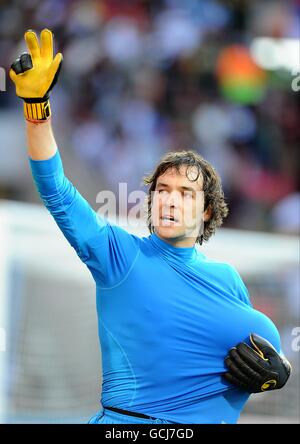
xmin=0 ymin=0 xmax=299 ymax=234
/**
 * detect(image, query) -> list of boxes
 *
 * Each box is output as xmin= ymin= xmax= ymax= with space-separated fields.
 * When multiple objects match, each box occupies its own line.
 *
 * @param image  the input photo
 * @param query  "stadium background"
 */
xmin=0 ymin=0 xmax=299 ymax=423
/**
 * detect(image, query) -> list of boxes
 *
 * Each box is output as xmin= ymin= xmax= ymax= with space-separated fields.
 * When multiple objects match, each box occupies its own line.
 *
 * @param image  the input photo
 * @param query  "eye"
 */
xmin=183 ymin=191 xmax=194 ymax=199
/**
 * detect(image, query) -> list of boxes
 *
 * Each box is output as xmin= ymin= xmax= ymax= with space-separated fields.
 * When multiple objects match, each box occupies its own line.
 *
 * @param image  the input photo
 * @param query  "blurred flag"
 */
xmin=216 ymin=45 xmax=267 ymax=104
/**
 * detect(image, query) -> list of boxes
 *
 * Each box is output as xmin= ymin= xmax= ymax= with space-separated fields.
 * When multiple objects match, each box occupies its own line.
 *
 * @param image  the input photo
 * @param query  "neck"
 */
xmin=154 ymin=231 xmax=196 ymax=248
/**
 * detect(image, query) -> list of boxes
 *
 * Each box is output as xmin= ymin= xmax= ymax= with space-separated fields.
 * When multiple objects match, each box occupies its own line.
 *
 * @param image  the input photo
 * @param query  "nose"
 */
xmin=163 ymin=190 xmax=181 ymax=208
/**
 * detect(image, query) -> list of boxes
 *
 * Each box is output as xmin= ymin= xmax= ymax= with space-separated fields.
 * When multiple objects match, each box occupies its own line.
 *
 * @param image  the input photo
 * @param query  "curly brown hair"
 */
xmin=143 ymin=150 xmax=229 ymax=245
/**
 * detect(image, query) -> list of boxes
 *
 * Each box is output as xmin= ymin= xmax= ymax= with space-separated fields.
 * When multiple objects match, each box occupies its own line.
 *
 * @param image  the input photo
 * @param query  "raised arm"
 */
xmin=9 ymin=29 xmax=101 ymax=260
xmin=9 ymin=29 xmax=139 ymax=286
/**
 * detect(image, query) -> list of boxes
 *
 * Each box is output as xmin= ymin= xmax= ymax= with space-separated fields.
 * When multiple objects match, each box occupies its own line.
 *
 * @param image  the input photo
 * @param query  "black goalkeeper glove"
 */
xmin=223 ymin=333 xmax=292 ymax=393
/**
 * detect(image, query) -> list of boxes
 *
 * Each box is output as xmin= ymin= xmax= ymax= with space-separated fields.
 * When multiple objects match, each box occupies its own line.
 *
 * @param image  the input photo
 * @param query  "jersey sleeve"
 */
xmin=29 ymin=150 xmax=140 ymax=287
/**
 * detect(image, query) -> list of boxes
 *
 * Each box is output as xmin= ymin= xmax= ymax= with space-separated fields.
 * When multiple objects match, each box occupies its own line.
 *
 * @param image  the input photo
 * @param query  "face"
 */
xmin=151 ymin=165 xmax=211 ymax=248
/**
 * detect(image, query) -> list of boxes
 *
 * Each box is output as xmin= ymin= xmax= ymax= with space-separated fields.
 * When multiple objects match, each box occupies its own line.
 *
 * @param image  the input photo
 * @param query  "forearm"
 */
xmin=26 ymin=119 xmax=57 ymax=160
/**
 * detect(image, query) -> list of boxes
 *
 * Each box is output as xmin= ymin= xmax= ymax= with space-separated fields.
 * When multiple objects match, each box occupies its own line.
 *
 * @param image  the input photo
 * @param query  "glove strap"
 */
xmin=23 ymin=100 xmax=51 ymax=123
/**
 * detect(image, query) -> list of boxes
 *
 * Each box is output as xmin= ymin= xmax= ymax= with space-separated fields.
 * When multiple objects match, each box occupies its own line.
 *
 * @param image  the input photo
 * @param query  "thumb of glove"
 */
xmin=250 ymin=333 xmax=278 ymax=361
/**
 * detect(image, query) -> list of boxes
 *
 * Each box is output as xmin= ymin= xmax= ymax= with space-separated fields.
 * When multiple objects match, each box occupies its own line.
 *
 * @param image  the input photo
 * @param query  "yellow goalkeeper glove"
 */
xmin=10 ymin=28 xmax=62 ymax=122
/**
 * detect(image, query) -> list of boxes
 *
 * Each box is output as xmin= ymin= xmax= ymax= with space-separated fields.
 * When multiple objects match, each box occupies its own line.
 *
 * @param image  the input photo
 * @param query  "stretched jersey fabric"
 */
xmin=29 ymin=151 xmax=282 ymax=424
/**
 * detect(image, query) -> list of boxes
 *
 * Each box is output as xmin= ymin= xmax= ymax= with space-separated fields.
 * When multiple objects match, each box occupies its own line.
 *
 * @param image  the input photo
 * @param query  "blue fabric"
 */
xmin=30 ymin=151 xmax=282 ymax=424
xmin=88 ymin=408 xmax=174 ymax=424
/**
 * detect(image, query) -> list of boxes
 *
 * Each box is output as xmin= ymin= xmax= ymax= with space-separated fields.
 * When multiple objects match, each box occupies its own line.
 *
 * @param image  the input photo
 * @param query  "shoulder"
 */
xmin=86 ymin=216 xmax=142 ymax=252
xmin=197 ymin=251 xmax=240 ymax=280
xmin=107 ymin=222 xmax=143 ymax=249
xmin=196 ymin=252 xmax=252 ymax=305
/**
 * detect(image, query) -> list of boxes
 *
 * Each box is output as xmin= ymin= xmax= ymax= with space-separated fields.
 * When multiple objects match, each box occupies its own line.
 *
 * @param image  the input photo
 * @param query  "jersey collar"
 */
xmin=149 ymin=232 xmax=198 ymax=261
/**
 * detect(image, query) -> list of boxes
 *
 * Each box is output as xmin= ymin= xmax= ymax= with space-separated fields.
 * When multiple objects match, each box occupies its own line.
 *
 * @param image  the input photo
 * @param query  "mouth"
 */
xmin=160 ymin=215 xmax=179 ymax=224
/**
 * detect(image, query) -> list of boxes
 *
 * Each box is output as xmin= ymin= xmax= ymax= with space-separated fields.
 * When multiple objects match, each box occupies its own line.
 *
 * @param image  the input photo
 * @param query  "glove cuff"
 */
xmin=23 ymin=99 xmax=51 ymax=123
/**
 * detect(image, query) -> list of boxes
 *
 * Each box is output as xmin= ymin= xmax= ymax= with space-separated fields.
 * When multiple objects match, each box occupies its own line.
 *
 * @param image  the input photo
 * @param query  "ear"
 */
xmin=203 ymin=206 xmax=212 ymax=222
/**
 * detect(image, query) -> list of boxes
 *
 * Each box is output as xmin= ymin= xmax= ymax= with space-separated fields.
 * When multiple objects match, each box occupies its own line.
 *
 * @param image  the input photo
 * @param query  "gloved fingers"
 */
xmin=40 ymin=28 xmax=53 ymax=62
xmin=223 ymin=372 xmax=250 ymax=392
xmin=250 ymin=333 xmax=277 ymax=360
xmin=24 ymin=30 xmax=40 ymax=63
xmin=49 ymin=52 xmax=63 ymax=81
xmin=229 ymin=347 xmax=265 ymax=380
xmin=10 ymin=59 xmax=22 ymax=75
xmin=20 ymin=53 xmax=33 ymax=71
xmin=236 ymin=342 xmax=270 ymax=372
xmin=10 ymin=53 xmax=33 ymax=75
xmin=225 ymin=355 xmax=252 ymax=385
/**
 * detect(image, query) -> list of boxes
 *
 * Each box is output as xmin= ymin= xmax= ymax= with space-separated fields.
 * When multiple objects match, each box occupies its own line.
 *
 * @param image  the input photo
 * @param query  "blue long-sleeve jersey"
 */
xmin=29 ymin=151 xmax=281 ymax=424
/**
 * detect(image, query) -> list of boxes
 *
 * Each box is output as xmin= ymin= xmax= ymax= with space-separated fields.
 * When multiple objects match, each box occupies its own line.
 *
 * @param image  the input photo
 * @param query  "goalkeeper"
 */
xmin=10 ymin=29 xmax=291 ymax=424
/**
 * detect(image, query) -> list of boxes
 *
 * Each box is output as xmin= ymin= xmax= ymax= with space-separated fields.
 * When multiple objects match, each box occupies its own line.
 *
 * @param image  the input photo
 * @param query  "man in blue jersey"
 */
xmin=10 ymin=29 xmax=291 ymax=424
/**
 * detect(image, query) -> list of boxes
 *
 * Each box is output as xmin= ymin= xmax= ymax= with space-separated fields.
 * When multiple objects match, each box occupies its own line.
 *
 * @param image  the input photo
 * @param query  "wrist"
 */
xmin=23 ymin=99 xmax=51 ymax=123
